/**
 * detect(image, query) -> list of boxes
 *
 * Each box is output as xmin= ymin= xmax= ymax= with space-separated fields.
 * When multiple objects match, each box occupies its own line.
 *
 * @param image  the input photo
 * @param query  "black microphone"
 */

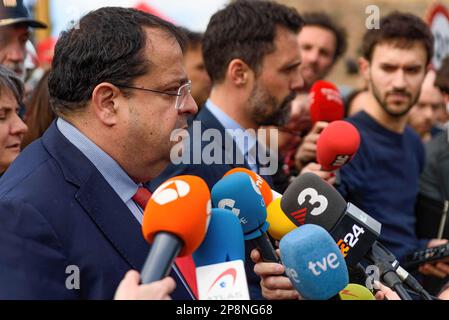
xmin=280 ymin=172 xmax=418 ymax=300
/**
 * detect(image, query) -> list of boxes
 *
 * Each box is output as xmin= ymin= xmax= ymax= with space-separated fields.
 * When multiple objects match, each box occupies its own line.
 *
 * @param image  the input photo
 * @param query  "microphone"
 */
xmin=338 ymin=284 xmax=375 ymax=300
xmin=141 ymin=175 xmax=210 ymax=284
xmin=193 ymin=208 xmax=245 ymax=267
xmin=309 ymin=80 xmax=344 ymax=124
xmin=280 ymin=172 xmax=348 ymax=231
xmin=211 ymin=172 xmax=280 ymax=263
xmin=280 ymin=224 xmax=349 ymax=300
xmin=224 ymin=168 xmax=281 ymax=206
xmin=266 ymin=197 xmax=297 ymax=241
xmin=316 ymin=120 xmax=361 ymax=171
xmin=193 ymin=208 xmax=250 ymax=300
xmin=280 ymin=173 xmax=415 ymax=300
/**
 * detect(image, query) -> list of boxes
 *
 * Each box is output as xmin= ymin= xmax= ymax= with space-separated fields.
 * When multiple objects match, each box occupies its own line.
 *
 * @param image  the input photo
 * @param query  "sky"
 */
xmin=49 ymin=0 xmax=229 ymax=37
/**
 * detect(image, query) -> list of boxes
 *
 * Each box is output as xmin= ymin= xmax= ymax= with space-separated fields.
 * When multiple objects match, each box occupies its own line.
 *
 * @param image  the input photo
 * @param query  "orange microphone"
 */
xmin=316 ymin=120 xmax=361 ymax=171
xmin=141 ymin=175 xmax=210 ymax=284
xmin=224 ymin=168 xmax=280 ymax=206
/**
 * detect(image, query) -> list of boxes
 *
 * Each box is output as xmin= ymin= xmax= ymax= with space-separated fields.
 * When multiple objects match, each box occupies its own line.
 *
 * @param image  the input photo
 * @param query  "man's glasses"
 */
xmin=116 ymin=80 xmax=192 ymax=110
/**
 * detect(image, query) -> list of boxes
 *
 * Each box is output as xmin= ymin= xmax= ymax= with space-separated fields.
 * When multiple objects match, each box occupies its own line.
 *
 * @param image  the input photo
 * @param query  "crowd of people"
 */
xmin=0 ymin=0 xmax=449 ymax=300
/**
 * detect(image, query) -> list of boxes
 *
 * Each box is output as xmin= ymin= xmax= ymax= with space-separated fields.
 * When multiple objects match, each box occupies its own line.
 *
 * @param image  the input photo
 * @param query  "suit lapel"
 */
xmin=42 ymin=122 xmax=149 ymax=270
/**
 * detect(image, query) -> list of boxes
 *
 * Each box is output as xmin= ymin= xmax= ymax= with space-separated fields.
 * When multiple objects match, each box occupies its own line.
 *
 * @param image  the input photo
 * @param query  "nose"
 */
xmin=291 ymin=70 xmax=305 ymax=93
xmin=6 ymin=42 xmax=26 ymax=65
xmin=180 ymin=94 xmax=198 ymax=116
xmin=303 ymin=47 xmax=319 ymax=64
xmin=422 ymin=105 xmax=434 ymax=121
xmin=10 ymin=113 xmax=28 ymax=136
xmin=392 ymin=69 xmax=407 ymax=89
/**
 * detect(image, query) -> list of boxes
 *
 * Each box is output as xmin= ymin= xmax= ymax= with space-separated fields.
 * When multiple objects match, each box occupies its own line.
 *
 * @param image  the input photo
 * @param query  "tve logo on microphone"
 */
xmin=196 ymin=260 xmax=250 ymax=300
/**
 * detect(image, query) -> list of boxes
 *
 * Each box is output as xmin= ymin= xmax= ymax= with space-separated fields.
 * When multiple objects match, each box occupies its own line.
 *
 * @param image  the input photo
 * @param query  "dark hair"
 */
xmin=435 ymin=56 xmax=449 ymax=95
xmin=303 ymin=12 xmax=347 ymax=62
xmin=0 ymin=65 xmax=24 ymax=105
xmin=48 ymin=7 xmax=186 ymax=116
xmin=22 ymin=70 xmax=53 ymax=148
xmin=203 ymin=0 xmax=303 ymax=84
xmin=179 ymin=27 xmax=203 ymax=51
xmin=361 ymin=12 xmax=434 ymax=64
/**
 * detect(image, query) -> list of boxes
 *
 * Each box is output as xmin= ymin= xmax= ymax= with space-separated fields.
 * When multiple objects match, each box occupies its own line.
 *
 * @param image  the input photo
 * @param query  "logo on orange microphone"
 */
xmin=152 ymin=180 xmax=191 ymax=205
xmin=207 ymin=268 xmax=237 ymax=293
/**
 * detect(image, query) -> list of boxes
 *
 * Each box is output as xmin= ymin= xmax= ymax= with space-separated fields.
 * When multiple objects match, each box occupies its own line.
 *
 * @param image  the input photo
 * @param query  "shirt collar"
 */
xmin=205 ymin=99 xmax=258 ymax=156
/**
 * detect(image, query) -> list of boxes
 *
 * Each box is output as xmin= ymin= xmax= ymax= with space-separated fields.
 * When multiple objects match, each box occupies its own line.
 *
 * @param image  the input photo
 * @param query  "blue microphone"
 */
xmin=280 ymin=224 xmax=349 ymax=300
xmin=211 ymin=172 xmax=279 ymax=263
xmin=193 ymin=208 xmax=245 ymax=267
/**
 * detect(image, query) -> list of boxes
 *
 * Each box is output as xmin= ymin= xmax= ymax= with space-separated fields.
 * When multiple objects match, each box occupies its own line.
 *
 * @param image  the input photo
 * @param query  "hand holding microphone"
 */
xmin=114 ymin=270 xmax=176 ymax=300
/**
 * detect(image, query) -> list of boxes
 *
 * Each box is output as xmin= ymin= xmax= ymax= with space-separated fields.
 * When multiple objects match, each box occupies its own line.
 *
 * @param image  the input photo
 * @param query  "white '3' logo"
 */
xmin=297 ymin=188 xmax=328 ymax=216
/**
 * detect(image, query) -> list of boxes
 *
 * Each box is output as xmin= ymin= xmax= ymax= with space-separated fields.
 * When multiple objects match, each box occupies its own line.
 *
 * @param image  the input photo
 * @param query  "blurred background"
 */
xmin=23 ymin=0 xmax=449 ymax=88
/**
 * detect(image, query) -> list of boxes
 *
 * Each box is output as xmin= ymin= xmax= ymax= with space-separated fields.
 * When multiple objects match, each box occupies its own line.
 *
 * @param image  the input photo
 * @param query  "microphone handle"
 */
xmin=392 ymin=283 xmax=413 ymax=301
xmin=251 ymin=232 xmax=281 ymax=263
xmin=141 ymin=232 xmax=183 ymax=284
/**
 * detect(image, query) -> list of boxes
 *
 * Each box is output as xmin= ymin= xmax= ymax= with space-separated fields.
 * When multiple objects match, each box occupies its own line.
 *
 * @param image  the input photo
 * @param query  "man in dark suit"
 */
xmin=0 ymin=7 xmax=198 ymax=299
xmin=150 ymin=0 xmax=313 ymax=300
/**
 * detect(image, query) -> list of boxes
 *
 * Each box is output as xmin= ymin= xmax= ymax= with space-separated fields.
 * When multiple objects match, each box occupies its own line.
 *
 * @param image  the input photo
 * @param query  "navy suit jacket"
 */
xmin=0 ymin=122 xmax=193 ymax=300
xmin=150 ymin=106 xmax=274 ymax=300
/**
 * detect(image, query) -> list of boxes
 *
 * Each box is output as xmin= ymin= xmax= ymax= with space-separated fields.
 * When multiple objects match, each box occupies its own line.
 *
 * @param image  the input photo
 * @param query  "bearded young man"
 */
xmin=337 ymin=12 xmax=449 ymax=280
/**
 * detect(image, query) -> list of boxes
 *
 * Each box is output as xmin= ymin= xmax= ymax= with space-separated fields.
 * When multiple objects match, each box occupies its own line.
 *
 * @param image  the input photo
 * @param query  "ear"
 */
xmin=358 ymin=57 xmax=371 ymax=82
xmin=227 ymin=59 xmax=252 ymax=86
xmin=91 ymin=83 xmax=122 ymax=127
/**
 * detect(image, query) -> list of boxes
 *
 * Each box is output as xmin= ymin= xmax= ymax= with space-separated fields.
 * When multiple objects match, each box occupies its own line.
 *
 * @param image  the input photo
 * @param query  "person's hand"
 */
xmin=438 ymin=284 xmax=449 ymax=300
xmin=114 ymin=270 xmax=176 ymax=300
xmin=300 ymin=162 xmax=337 ymax=185
xmin=373 ymin=281 xmax=401 ymax=300
xmin=294 ymin=121 xmax=328 ymax=171
xmin=419 ymin=239 xmax=449 ymax=279
xmin=251 ymin=249 xmax=301 ymax=300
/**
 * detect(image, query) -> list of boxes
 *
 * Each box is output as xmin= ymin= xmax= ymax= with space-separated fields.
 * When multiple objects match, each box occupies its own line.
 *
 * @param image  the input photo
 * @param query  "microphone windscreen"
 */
xmin=280 ymin=172 xmax=347 ymax=231
xmin=338 ymin=284 xmax=375 ymax=300
xmin=267 ymin=197 xmax=296 ymax=241
xmin=193 ymin=208 xmax=245 ymax=267
xmin=211 ymin=172 xmax=268 ymax=240
xmin=309 ymin=80 xmax=344 ymax=124
xmin=317 ymin=120 xmax=361 ymax=171
xmin=224 ymin=168 xmax=273 ymax=206
xmin=280 ymin=224 xmax=349 ymax=300
xmin=142 ymin=175 xmax=211 ymax=256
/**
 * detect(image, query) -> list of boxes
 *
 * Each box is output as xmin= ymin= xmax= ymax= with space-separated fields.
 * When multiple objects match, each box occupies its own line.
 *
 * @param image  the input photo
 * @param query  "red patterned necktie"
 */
xmin=132 ymin=187 xmax=198 ymax=299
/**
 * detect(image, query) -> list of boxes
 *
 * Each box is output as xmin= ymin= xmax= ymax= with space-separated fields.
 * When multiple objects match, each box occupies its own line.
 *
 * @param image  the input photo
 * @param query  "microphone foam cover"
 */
xmin=224 ymin=168 xmax=273 ymax=206
xmin=267 ymin=198 xmax=297 ymax=241
xmin=339 ymin=284 xmax=375 ymax=300
xmin=142 ymin=175 xmax=210 ymax=256
xmin=193 ymin=208 xmax=245 ymax=267
xmin=309 ymin=80 xmax=344 ymax=124
xmin=211 ymin=172 xmax=268 ymax=240
xmin=317 ymin=120 xmax=361 ymax=171
xmin=280 ymin=172 xmax=347 ymax=231
xmin=280 ymin=224 xmax=349 ymax=300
